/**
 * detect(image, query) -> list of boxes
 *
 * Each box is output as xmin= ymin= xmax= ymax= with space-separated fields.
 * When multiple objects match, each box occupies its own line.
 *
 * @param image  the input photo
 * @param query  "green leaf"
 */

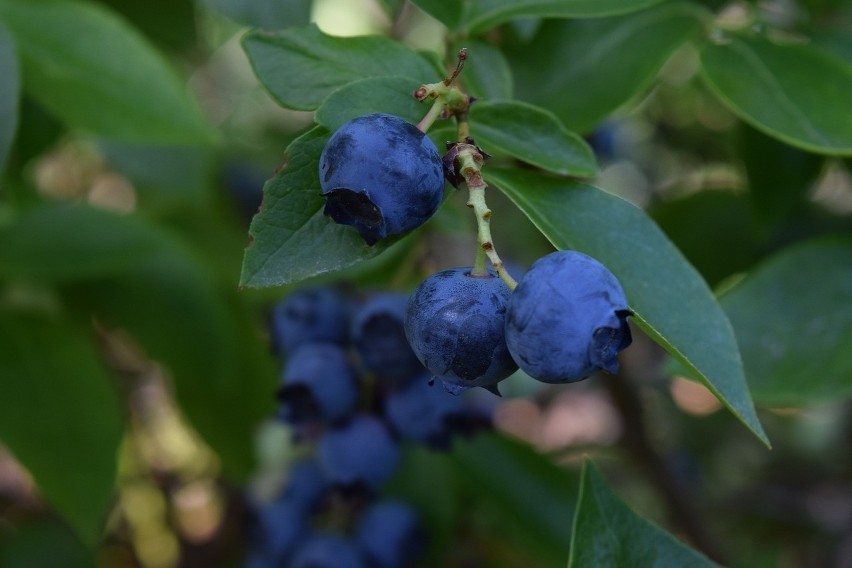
xmin=314 ymin=75 xmax=428 ymax=132
xmin=0 ymin=203 xmax=173 ymax=282
xmin=0 ymin=519 xmax=93 ymax=568
xmin=242 ymin=24 xmax=438 ymax=111
xmin=471 ymin=100 xmax=597 ymax=177
xmin=455 ymin=40 xmax=514 ymax=101
xmin=508 ymin=3 xmax=708 ymax=133
xmin=240 ymin=127 xmax=403 ymax=288
xmin=739 ymin=124 xmax=825 ymax=226
xmin=700 ymin=35 xmax=852 ymax=156
xmin=385 ymin=446 xmax=461 ymax=567
xmin=0 ymin=309 xmax=123 ymax=546
xmin=0 ymin=0 xmax=213 ymax=144
xmin=0 ymin=21 xmax=19 ymax=173
xmin=721 ymin=237 xmax=852 ymax=406
xmin=487 ymin=168 xmax=769 ymax=446
xmin=202 ymin=0 xmax=311 ymax=29
xmin=453 ymin=433 xmax=580 ymax=567
xmin=410 ymin=0 xmax=465 ymax=29
xmin=70 ymin=253 xmax=277 ymax=480
xmin=98 ymin=0 xmax=198 ymax=50
xmin=650 ymin=190 xmax=760 ymax=288
xmin=569 ymin=461 xmax=718 ymax=567
xmin=465 ymin=0 xmax=670 ymax=36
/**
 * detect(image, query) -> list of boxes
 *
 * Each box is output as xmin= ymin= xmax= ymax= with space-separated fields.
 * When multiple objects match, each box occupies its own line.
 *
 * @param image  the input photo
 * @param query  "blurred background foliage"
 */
xmin=0 ymin=0 xmax=851 ymax=567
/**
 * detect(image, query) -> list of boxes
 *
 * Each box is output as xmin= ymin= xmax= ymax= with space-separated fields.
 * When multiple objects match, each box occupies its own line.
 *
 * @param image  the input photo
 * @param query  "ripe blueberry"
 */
xmin=404 ymin=267 xmax=518 ymax=395
xmin=319 ymin=113 xmax=444 ymax=245
xmin=351 ymin=292 xmax=425 ymax=383
xmin=250 ymin=498 xmax=309 ymax=565
xmin=385 ymin=375 xmax=464 ymax=446
xmin=290 ymin=533 xmax=366 ymax=568
xmin=277 ymin=343 xmax=359 ymax=426
xmin=281 ymin=457 xmax=329 ymax=514
xmin=317 ymin=415 xmax=400 ymax=494
xmin=270 ymin=286 xmax=348 ymax=356
xmin=356 ymin=500 xmax=424 ymax=568
xmin=504 ymin=250 xmax=632 ymax=383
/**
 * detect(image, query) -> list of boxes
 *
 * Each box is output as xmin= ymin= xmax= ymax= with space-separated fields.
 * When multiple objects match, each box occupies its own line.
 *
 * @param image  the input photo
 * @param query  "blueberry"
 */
xmin=290 ymin=533 xmax=366 ymax=568
xmin=319 ymin=113 xmax=444 ymax=245
xmin=317 ymin=415 xmax=400 ymax=494
xmin=351 ymin=292 xmax=425 ymax=383
xmin=504 ymin=250 xmax=632 ymax=383
xmin=385 ymin=375 xmax=463 ymax=447
xmin=250 ymin=498 xmax=309 ymax=565
xmin=277 ymin=343 xmax=359 ymax=426
xmin=281 ymin=457 xmax=329 ymax=514
xmin=404 ymin=267 xmax=518 ymax=395
xmin=270 ymin=286 xmax=349 ymax=356
xmin=356 ymin=500 xmax=425 ymax=568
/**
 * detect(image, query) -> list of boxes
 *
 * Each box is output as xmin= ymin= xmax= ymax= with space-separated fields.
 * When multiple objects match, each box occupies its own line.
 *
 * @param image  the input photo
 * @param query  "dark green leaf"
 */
xmin=0 ymin=203 xmax=173 ymax=282
xmin=242 ymin=24 xmax=438 ymax=111
xmin=569 ymin=461 xmax=718 ymax=567
xmin=240 ymin=127 xmax=403 ymax=288
xmin=71 ymin=252 xmax=277 ymax=480
xmin=721 ymin=237 xmax=852 ymax=406
xmin=508 ymin=3 xmax=708 ymax=133
xmin=0 ymin=519 xmax=93 ymax=568
xmin=650 ymin=190 xmax=760 ymax=287
xmin=202 ymin=0 xmax=311 ymax=30
xmin=97 ymin=0 xmax=197 ymax=50
xmin=471 ymin=100 xmax=597 ymax=177
xmin=0 ymin=309 xmax=123 ymax=546
xmin=739 ymin=124 xmax=825 ymax=227
xmin=385 ymin=446 xmax=461 ymax=567
xmin=455 ymin=40 xmax=514 ymax=101
xmin=0 ymin=21 xmax=19 ymax=173
xmin=0 ymin=0 xmax=213 ymax=144
xmin=410 ymin=0 xmax=465 ymax=29
xmin=700 ymin=35 xmax=852 ymax=155
xmin=487 ymin=168 xmax=769 ymax=446
xmin=314 ymin=76 xmax=428 ymax=132
xmin=453 ymin=433 xmax=579 ymax=567
xmin=465 ymin=0 xmax=670 ymax=36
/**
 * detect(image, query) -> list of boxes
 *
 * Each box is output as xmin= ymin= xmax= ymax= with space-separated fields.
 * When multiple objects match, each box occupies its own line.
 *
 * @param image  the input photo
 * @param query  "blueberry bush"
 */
xmin=1 ymin=0 xmax=851 ymax=566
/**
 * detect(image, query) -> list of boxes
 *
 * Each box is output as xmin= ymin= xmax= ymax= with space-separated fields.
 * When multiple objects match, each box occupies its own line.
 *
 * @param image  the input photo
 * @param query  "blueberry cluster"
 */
xmin=247 ymin=286 xmax=492 ymax=567
xmin=405 ymin=251 xmax=634 ymax=394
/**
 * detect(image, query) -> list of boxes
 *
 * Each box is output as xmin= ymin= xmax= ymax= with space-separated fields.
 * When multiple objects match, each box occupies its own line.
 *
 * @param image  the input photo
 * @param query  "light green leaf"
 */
xmin=487 ymin=168 xmax=769 ymax=446
xmin=0 ymin=309 xmax=123 ymax=546
xmin=314 ymin=76 xmax=428 ymax=132
xmin=471 ymin=100 xmax=597 ymax=177
xmin=455 ymin=40 xmax=514 ymax=101
xmin=466 ymin=0 xmax=670 ymax=36
xmin=569 ymin=461 xmax=718 ymax=567
xmin=0 ymin=203 xmax=173 ymax=282
xmin=700 ymin=35 xmax=852 ymax=155
xmin=509 ymin=3 xmax=708 ymax=133
xmin=0 ymin=0 xmax=214 ymax=144
xmin=240 ymin=127 xmax=404 ymax=288
xmin=453 ymin=433 xmax=579 ymax=567
xmin=0 ymin=21 xmax=19 ymax=173
xmin=242 ymin=24 xmax=438 ymax=111
xmin=721 ymin=237 xmax=852 ymax=406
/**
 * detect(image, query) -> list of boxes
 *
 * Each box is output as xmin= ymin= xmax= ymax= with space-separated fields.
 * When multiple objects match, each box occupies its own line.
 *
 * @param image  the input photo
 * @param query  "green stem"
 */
xmin=458 ymin=147 xmax=517 ymax=290
xmin=416 ymin=98 xmax=444 ymax=133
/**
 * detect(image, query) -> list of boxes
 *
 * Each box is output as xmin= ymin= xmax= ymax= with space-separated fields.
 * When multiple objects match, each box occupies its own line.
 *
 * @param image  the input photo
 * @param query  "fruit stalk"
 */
xmin=456 ymin=131 xmax=517 ymax=289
